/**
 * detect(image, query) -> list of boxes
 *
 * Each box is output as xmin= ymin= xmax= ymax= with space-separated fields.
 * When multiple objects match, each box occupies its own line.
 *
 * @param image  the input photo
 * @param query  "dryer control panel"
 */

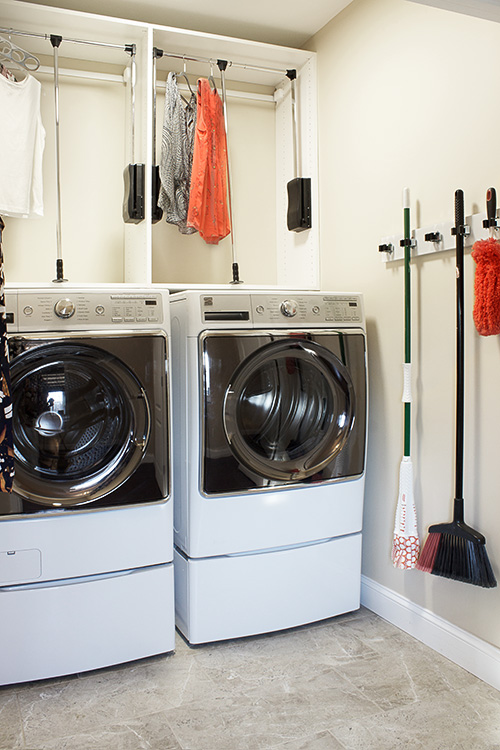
xmin=6 ymin=289 xmax=165 ymax=331
xmin=200 ymin=293 xmax=363 ymax=327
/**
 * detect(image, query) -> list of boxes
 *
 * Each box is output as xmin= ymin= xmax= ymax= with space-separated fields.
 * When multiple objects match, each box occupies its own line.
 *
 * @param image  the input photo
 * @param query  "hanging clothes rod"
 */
xmin=157 ymin=49 xmax=289 ymax=78
xmin=156 ymin=78 xmax=274 ymax=103
xmin=0 ymin=26 xmax=133 ymax=53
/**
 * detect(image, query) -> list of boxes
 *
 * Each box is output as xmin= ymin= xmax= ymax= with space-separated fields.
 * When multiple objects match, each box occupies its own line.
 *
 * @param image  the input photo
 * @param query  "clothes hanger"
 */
xmin=0 ymin=35 xmax=40 ymax=76
xmin=208 ymin=60 xmax=217 ymax=92
xmin=175 ymin=58 xmax=195 ymax=99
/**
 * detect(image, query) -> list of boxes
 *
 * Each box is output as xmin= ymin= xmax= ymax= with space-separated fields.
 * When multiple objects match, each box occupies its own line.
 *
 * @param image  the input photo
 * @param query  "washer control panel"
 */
xmin=10 ymin=291 xmax=164 ymax=329
xmin=201 ymin=293 xmax=363 ymax=326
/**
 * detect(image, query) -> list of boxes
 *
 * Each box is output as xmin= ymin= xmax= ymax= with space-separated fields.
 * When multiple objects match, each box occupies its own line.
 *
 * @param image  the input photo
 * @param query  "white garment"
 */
xmin=0 ymin=73 xmax=45 ymax=218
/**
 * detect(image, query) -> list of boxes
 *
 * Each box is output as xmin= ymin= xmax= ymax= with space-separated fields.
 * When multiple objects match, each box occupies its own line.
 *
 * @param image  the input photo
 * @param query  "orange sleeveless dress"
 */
xmin=187 ymin=78 xmax=231 ymax=245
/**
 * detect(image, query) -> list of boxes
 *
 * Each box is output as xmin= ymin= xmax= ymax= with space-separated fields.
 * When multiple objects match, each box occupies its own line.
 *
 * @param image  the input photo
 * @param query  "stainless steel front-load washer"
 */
xmin=0 ymin=286 xmax=174 ymax=685
xmin=170 ymin=290 xmax=367 ymax=644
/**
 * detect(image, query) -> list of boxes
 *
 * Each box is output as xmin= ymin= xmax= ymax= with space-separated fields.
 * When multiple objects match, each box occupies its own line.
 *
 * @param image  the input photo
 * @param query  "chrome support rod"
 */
xmin=0 ymin=26 xmax=131 ymax=52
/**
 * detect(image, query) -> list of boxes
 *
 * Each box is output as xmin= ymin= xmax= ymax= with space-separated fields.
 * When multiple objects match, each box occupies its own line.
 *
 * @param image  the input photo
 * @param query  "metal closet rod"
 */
xmin=156 ymin=48 xmax=291 ymax=77
xmin=0 ymin=26 xmax=133 ymax=53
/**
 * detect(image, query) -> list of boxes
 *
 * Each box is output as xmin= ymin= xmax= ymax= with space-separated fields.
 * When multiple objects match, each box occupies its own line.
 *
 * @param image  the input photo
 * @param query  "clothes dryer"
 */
xmin=0 ymin=286 xmax=174 ymax=685
xmin=170 ymin=290 xmax=367 ymax=643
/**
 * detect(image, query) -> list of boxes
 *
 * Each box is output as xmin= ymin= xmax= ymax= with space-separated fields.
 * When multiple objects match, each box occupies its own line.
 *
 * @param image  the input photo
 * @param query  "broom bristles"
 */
xmin=416 ymin=531 xmax=440 ymax=573
xmin=417 ymin=529 xmax=497 ymax=588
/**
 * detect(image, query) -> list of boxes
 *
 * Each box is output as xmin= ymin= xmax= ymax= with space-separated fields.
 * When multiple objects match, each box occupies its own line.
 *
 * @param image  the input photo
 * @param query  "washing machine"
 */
xmin=0 ymin=285 xmax=174 ymax=685
xmin=170 ymin=290 xmax=367 ymax=644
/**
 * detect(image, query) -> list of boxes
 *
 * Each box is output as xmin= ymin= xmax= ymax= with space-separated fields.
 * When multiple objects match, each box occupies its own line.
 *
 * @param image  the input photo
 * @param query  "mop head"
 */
xmin=471 ymin=237 xmax=500 ymax=336
xmin=417 ymin=520 xmax=497 ymax=588
xmin=392 ymin=457 xmax=420 ymax=569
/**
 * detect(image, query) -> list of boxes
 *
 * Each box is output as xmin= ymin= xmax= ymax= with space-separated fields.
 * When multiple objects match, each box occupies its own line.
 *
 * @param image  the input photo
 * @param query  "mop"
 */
xmin=417 ymin=190 xmax=496 ymax=587
xmin=392 ymin=188 xmax=420 ymax=569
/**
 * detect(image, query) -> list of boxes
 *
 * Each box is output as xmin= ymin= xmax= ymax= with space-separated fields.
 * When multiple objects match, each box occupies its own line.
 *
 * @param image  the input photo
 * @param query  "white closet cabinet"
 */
xmin=0 ymin=0 xmax=318 ymax=289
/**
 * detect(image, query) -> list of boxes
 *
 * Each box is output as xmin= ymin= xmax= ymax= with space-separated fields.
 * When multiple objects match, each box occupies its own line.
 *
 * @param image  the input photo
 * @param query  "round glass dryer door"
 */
xmin=9 ymin=342 xmax=150 ymax=507
xmin=223 ymin=338 xmax=355 ymax=482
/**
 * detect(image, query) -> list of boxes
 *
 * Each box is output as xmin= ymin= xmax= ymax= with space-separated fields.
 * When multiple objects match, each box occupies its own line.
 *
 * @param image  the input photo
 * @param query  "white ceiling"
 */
xmin=19 ymin=0 xmax=355 ymax=47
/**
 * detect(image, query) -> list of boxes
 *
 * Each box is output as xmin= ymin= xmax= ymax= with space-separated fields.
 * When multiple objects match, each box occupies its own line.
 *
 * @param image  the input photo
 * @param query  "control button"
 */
xmin=124 ymin=317 xmax=135 ymax=323
xmin=111 ymin=317 xmax=123 ymax=323
xmin=256 ymin=305 xmax=265 ymax=315
xmin=280 ymin=299 xmax=298 ymax=318
xmin=95 ymin=305 xmax=105 ymax=316
xmin=54 ymin=298 xmax=75 ymax=319
xmin=23 ymin=305 xmax=34 ymax=316
xmin=312 ymin=305 xmax=320 ymax=315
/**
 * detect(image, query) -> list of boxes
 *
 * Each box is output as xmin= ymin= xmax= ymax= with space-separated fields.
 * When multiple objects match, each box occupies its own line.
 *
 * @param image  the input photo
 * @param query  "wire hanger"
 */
xmin=173 ymin=56 xmax=194 ymax=106
xmin=0 ymin=34 xmax=40 ymax=73
xmin=176 ymin=73 xmax=195 ymax=97
xmin=176 ymin=57 xmax=195 ymax=94
xmin=207 ymin=59 xmax=217 ymax=92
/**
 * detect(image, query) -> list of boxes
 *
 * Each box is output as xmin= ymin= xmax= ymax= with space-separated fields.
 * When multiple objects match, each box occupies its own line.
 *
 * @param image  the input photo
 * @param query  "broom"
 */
xmin=416 ymin=189 xmax=497 ymax=587
xmin=392 ymin=188 xmax=420 ymax=569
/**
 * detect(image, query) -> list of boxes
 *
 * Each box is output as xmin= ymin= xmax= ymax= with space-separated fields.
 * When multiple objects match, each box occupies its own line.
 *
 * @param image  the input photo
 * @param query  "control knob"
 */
xmin=280 ymin=299 xmax=298 ymax=318
xmin=54 ymin=298 xmax=75 ymax=319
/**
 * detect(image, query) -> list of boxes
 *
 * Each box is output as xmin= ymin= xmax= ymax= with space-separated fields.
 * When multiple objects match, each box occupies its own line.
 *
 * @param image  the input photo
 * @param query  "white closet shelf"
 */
xmin=37 ymin=65 xmax=126 ymax=84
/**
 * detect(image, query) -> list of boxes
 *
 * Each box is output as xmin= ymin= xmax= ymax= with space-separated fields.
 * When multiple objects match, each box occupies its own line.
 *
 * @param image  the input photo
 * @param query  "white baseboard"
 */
xmin=361 ymin=575 xmax=500 ymax=692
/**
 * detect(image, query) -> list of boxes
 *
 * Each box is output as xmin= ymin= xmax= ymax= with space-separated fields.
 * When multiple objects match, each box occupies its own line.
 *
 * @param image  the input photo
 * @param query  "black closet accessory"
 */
xmin=424 ymin=232 xmax=442 ymax=243
xmin=123 ymin=44 xmax=145 ymax=224
xmin=151 ymin=47 xmax=163 ymax=224
xmin=286 ymin=69 xmax=311 ymax=233
xmin=50 ymin=34 xmax=67 ymax=283
xmin=378 ymin=243 xmax=394 ymax=254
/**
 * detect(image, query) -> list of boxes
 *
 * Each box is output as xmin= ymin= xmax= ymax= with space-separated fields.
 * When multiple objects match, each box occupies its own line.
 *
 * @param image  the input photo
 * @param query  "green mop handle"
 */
xmin=403 ymin=188 xmax=411 ymax=458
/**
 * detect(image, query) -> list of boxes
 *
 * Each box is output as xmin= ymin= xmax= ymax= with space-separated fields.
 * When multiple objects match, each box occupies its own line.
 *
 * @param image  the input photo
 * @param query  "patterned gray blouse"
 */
xmin=158 ymin=71 xmax=197 ymax=234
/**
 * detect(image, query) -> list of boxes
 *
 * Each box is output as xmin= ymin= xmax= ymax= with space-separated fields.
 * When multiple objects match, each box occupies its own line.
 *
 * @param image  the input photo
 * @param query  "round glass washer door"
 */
xmin=223 ymin=338 xmax=355 ymax=482
xmin=9 ymin=341 xmax=150 ymax=507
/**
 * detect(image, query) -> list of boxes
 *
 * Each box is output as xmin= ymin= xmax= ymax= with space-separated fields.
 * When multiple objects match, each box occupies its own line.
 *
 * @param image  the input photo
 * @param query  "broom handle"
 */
xmin=454 ymin=189 xmax=465 ymax=523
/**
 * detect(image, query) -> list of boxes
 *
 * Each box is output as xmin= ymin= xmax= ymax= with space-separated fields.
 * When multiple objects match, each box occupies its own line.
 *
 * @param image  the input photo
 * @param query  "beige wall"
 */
xmin=307 ymin=0 xmax=500 ymax=648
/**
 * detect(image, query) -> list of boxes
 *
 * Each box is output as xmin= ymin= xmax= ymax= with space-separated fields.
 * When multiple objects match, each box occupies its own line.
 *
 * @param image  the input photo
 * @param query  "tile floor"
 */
xmin=1 ymin=607 xmax=500 ymax=750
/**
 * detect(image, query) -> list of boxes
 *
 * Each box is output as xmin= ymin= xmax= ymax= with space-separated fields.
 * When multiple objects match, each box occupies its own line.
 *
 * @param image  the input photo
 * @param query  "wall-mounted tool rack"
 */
xmin=379 ymin=210 xmax=499 ymax=262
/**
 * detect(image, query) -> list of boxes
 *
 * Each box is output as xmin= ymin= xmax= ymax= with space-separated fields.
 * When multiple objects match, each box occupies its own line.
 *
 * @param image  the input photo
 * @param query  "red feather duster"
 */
xmin=471 ymin=237 xmax=500 ymax=336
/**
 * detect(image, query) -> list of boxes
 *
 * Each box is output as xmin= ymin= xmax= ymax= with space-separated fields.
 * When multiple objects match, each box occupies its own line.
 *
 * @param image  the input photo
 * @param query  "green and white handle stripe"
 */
xmin=392 ymin=187 xmax=420 ymax=569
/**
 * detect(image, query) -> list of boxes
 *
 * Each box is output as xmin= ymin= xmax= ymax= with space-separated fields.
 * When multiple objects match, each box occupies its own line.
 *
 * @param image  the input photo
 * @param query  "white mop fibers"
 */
xmin=392 ymin=457 xmax=420 ymax=569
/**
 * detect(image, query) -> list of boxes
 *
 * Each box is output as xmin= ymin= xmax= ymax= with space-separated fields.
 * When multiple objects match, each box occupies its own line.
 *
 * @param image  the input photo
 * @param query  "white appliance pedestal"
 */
xmin=0 ymin=563 xmax=174 ymax=686
xmin=174 ymin=534 xmax=362 ymax=644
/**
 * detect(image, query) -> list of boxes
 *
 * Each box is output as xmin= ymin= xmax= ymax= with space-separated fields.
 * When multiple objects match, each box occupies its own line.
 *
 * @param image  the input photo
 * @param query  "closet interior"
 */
xmin=0 ymin=0 xmax=319 ymax=290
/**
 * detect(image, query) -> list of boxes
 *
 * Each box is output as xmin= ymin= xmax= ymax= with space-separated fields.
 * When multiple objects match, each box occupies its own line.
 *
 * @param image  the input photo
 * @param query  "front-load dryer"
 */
xmin=170 ymin=290 xmax=367 ymax=643
xmin=0 ymin=286 xmax=174 ymax=685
